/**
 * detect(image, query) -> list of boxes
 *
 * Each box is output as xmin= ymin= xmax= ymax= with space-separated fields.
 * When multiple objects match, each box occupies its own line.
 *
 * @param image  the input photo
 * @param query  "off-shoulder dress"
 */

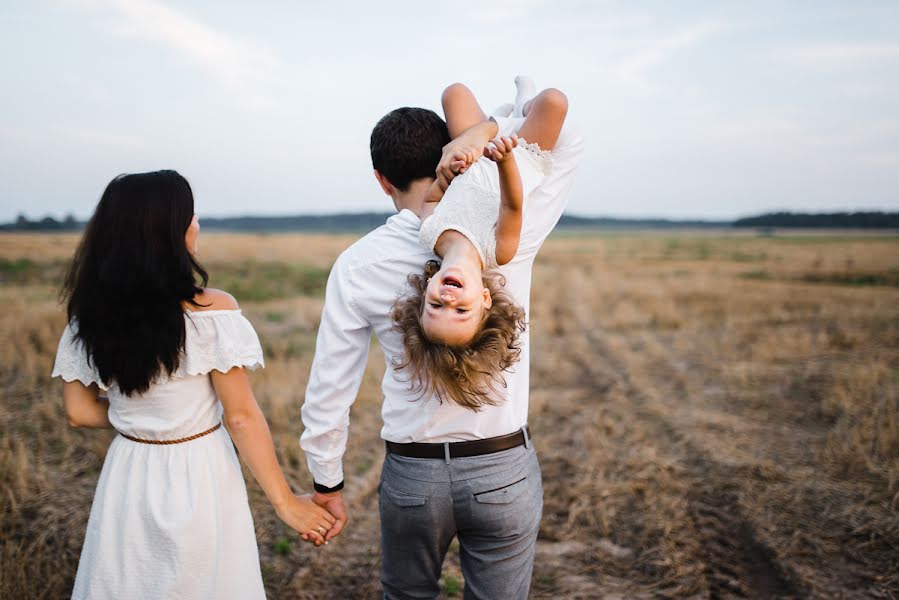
xmin=52 ymin=310 xmax=267 ymax=600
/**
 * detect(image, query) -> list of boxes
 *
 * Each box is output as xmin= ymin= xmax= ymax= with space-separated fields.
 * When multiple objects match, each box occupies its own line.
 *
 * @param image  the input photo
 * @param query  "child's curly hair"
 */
xmin=390 ymin=260 xmax=526 ymax=411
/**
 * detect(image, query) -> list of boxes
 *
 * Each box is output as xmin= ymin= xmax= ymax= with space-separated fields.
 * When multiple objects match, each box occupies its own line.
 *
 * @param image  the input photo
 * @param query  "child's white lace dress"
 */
xmin=52 ymin=310 xmax=266 ymax=600
xmin=419 ymin=138 xmax=552 ymax=268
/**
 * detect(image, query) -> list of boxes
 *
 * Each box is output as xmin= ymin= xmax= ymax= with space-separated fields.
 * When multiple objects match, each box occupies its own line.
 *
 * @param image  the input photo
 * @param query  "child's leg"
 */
xmin=515 ymin=88 xmax=568 ymax=151
xmin=442 ymin=83 xmax=488 ymax=139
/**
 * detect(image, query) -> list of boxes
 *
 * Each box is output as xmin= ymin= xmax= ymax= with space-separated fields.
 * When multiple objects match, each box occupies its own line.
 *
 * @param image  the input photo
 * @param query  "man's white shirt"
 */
xmin=300 ymin=119 xmax=584 ymax=487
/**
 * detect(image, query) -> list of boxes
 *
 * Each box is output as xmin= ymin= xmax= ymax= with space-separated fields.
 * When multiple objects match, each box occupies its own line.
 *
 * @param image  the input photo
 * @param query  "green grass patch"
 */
xmin=0 ymin=258 xmax=67 ymax=285
xmin=354 ymin=458 xmax=372 ymax=475
xmin=740 ymin=270 xmax=773 ymax=281
xmin=273 ymin=537 xmax=291 ymax=556
xmin=765 ymin=234 xmax=899 ymax=244
xmin=441 ymin=574 xmax=461 ymax=596
xmin=730 ymin=251 xmax=768 ymax=262
xmin=0 ymin=258 xmax=36 ymax=273
xmin=800 ymin=270 xmax=899 ymax=288
xmin=208 ymin=261 xmax=330 ymax=302
xmin=740 ymin=269 xmax=899 ymax=287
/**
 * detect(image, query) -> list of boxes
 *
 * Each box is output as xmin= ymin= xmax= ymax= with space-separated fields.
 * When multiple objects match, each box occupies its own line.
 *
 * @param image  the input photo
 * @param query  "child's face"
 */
xmin=421 ymin=265 xmax=492 ymax=346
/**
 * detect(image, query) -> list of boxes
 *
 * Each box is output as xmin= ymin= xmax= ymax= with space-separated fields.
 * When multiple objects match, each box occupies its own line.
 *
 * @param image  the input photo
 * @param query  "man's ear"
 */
xmin=374 ymin=170 xmax=395 ymax=196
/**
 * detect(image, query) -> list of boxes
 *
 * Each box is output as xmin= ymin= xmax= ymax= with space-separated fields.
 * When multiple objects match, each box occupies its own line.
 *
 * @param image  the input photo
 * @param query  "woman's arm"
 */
xmin=63 ymin=381 xmax=111 ymax=428
xmin=212 ymin=366 xmax=336 ymax=545
xmin=487 ymin=136 xmax=524 ymax=265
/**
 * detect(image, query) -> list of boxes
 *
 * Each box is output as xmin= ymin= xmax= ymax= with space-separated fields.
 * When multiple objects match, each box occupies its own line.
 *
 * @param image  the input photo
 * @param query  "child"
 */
xmin=52 ymin=170 xmax=335 ymax=599
xmin=391 ymin=78 xmax=568 ymax=410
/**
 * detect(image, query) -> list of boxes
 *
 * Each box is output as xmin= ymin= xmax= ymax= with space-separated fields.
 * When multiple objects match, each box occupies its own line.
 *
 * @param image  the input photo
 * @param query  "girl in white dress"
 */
xmin=391 ymin=78 xmax=569 ymax=410
xmin=52 ymin=170 xmax=336 ymax=600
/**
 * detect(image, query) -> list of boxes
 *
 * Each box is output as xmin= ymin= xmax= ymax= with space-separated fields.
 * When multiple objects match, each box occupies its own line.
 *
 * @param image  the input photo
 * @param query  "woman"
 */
xmin=52 ymin=170 xmax=334 ymax=599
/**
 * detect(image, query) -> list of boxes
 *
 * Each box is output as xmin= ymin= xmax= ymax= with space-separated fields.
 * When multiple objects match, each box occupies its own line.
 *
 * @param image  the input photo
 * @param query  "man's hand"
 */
xmin=306 ymin=491 xmax=348 ymax=543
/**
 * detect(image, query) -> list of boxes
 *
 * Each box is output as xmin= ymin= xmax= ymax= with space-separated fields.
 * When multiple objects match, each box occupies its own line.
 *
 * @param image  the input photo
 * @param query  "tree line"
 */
xmin=2 ymin=211 xmax=897 ymax=232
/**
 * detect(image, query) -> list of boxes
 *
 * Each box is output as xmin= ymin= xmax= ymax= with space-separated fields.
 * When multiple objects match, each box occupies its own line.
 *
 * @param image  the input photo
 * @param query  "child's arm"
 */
xmin=485 ymin=135 xmax=523 ymax=265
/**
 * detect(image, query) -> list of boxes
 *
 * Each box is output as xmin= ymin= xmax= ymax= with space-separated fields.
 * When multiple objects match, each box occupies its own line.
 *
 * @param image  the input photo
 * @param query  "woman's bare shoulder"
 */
xmin=190 ymin=288 xmax=239 ymax=311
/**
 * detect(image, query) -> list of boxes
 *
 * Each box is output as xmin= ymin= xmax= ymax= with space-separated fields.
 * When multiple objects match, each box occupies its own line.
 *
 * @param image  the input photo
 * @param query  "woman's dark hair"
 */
xmin=62 ymin=170 xmax=208 ymax=396
xmin=391 ymin=260 xmax=526 ymax=411
xmin=370 ymin=107 xmax=450 ymax=191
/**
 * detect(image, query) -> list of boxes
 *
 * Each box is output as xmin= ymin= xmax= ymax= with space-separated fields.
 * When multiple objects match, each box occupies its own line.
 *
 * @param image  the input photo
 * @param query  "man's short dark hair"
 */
xmin=370 ymin=107 xmax=450 ymax=191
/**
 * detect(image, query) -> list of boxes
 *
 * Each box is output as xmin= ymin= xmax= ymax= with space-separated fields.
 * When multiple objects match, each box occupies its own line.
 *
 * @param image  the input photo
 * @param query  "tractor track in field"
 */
xmin=570 ymin=322 xmax=802 ymax=599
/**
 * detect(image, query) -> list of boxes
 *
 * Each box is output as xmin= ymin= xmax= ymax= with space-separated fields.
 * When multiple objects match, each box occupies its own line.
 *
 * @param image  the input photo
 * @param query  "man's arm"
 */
xmin=300 ymin=254 xmax=371 ymax=539
xmin=519 ymin=126 xmax=584 ymax=255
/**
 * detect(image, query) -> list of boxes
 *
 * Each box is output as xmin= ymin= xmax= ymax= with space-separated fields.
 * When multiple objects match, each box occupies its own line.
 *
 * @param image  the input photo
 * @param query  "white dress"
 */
xmin=419 ymin=136 xmax=552 ymax=269
xmin=51 ymin=310 xmax=267 ymax=600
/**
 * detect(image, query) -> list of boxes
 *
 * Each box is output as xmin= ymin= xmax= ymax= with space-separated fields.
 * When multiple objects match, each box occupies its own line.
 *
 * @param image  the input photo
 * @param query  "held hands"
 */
xmin=308 ymin=490 xmax=348 ymax=543
xmin=484 ymin=134 xmax=518 ymax=163
xmin=276 ymin=493 xmax=338 ymax=546
xmin=436 ymin=142 xmax=481 ymax=185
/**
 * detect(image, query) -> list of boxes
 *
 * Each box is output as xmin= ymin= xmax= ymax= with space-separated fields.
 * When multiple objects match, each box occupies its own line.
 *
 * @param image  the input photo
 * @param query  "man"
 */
xmin=300 ymin=80 xmax=584 ymax=599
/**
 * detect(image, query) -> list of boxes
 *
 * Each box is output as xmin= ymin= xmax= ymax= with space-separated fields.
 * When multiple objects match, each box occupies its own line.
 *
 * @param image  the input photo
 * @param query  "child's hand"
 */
xmin=484 ymin=134 xmax=518 ymax=163
xmin=276 ymin=493 xmax=337 ymax=546
xmin=437 ymin=143 xmax=480 ymax=182
xmin=448 ymin=150 xmax=472 ymax=176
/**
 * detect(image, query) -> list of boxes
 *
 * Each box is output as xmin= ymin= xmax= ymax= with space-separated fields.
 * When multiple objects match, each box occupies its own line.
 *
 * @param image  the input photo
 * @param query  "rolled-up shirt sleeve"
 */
xmin=519 ymin=125 xmax=585 ymax=255
xmin=300 ymin=254 xmax=371 ymax=488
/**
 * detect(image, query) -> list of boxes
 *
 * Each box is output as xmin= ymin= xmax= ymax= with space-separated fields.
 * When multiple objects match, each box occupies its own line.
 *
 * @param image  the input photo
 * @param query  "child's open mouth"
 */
xmin=443 ymin=276 xmax=463 ymax=288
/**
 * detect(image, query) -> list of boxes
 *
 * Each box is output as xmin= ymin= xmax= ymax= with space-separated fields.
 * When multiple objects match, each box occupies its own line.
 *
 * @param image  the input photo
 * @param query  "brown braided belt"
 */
xmin=118 ymin=422 xmax=222 ymax=445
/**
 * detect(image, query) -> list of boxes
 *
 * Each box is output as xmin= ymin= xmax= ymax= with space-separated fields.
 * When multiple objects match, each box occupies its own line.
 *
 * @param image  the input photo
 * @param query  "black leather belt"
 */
xmin=385 ymin=426 xmax=531 ymax=459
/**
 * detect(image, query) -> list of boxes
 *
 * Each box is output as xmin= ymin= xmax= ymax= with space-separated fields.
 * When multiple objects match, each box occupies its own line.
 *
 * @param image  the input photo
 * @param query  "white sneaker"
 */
xmin=513 ymin=75 xmax=536 ymax=118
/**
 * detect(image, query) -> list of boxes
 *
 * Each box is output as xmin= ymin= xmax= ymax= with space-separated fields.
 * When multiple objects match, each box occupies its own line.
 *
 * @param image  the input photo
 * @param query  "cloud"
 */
xmin=56 ymin=124 xmax=145 ymax=149
xmin=859 ymin=151 xmax=899 ymax=167
xmin=72 ymin=0 xmax=282 ymax=90
xmin=779 ymin=43 xmax=899 ymax=68
xmin=616 ymin=22 xmax=727 ymax=92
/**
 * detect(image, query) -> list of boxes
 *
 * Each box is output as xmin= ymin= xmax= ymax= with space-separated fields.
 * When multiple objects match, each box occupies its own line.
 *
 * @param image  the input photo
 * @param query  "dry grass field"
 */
xmin=1 ymin=230 xmax=897 ymax=599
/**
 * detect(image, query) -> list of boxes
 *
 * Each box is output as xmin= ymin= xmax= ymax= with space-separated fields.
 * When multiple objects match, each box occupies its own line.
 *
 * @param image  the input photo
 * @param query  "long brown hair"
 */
xmin=391 ymin=260 xmax=526 ymax=410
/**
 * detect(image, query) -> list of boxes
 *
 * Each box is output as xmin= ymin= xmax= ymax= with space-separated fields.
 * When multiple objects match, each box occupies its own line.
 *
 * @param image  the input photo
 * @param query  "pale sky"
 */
xmin=2 ymin=0 xmax=898 ymax=222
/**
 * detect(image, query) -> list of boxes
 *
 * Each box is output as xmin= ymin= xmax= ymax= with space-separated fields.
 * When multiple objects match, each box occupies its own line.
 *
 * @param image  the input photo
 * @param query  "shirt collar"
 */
xmin=392 ymin=208 xmax=421 ymax=228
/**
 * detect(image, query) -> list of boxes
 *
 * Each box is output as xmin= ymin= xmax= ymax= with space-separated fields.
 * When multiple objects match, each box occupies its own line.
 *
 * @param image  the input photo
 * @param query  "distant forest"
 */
xmin=2 ymin=211 xmax=897 ymax=232
xmin=731 ymin=212 xmax=899 ymax=229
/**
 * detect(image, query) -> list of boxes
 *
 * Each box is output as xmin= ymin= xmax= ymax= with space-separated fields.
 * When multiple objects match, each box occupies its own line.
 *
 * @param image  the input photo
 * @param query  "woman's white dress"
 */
xmin=419 ymin=134 xmax=552 ymax=269
xmin=51 ymin=309 xmax=267 ymax=600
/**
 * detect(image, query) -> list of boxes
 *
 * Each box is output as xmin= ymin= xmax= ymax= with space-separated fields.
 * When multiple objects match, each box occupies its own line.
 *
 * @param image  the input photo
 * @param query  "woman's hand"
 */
xmin=275 ymin=493 xmax=338 ymax=546
xmin=484 ymin=134 xmax=518 ymax=164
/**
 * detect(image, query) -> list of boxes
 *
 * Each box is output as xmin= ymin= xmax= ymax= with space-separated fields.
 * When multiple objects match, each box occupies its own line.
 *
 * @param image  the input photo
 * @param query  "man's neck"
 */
xmin=392 ymin=178 xmax=435 ymax=217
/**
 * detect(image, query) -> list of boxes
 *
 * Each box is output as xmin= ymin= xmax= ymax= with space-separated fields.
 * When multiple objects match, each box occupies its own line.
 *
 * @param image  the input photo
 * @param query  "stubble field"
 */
xmin=1 ymin=230 xmax=897 ymax=599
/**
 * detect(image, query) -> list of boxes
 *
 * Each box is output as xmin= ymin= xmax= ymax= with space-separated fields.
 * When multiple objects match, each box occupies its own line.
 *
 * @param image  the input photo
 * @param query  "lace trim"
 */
xmin=516 ymin=136 xmax=553 ymax=176
xmin=52 ymin=313 xmax=265 ymax=388
xmin=180 ymin=351 xmax=264 ymax=377
xmin=52 ymin=366 xmax=109 ymax=390
xmin=182 ymin=311 xmax=265 ymax=376
xmin=51 ymin=325 xmax=109 ymax=389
